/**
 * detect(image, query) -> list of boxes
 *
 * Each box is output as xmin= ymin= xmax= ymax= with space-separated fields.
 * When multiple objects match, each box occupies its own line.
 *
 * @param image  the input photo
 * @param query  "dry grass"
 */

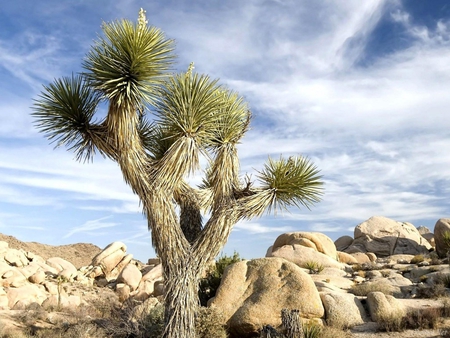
xmin=320 ymin=326 xmax=352 ymax=338
xmin=411 ymin=254 xmax=425 ymax=264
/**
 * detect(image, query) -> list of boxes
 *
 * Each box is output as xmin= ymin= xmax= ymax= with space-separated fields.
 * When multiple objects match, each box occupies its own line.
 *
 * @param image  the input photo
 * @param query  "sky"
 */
xmin=1 ymin=0 xmax=450 ymax=263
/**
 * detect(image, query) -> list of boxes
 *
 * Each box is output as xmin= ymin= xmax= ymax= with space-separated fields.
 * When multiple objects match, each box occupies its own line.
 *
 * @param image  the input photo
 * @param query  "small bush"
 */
xmin=302 ymin=322 xmax=322 ymax=338
xmin=319 ymin=326 xmax=352 ymax=338
xmin=195 ymin=307 xmax=228 ymax=338
xmin=352 ymin=262 xmax=380 ymax=271
xmin=377 ymin=310 xmax=404 ymax=332
xmin=411 ymin=254 xmax=425 ymax=264
xmin=418 ymin=282 xmax=447 ymax=299
xmin=434 ymin=273 xmax=450 ymax=288
xmin=429 ymin=251 xmax=441 ymax=265
xmin=303 ymin=261 xmax=324 ymax=274
xmin=356 ymin=270 xmax=366 ymax=278
xmin=440 ymin=327 xmax=450 ymax=338
xmin=380 ymin=270 xmax=391 ymax=278
xmin=403 ymin=308 xmax=440 ymax=330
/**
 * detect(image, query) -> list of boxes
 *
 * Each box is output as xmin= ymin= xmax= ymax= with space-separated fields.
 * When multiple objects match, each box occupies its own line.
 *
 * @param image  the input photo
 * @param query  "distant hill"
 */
xmin=0 ymin=233 xmax=102 ymax=268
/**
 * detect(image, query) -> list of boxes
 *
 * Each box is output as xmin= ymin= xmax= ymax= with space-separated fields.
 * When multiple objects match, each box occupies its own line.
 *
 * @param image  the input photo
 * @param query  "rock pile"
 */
xmin=0 ymin=215 xmax=448 ymax=338
xmin=0 ymin=240 xmax=163 ymax=312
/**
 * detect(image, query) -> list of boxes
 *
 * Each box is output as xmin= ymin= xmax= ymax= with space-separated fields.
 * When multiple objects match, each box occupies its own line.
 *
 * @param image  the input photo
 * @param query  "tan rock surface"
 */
xmin=210 ymin=257 xmax=324 ymax=337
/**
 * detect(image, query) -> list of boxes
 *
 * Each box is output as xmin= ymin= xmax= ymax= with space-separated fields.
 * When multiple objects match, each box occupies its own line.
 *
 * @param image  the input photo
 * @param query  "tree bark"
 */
xmin=161 ymin=258 xmax=200 ymax=338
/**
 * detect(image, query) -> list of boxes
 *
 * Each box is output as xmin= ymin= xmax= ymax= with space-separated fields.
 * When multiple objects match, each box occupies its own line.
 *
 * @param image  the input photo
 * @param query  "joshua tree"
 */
xmin=32 ymin=9 xmax=323 ymax=338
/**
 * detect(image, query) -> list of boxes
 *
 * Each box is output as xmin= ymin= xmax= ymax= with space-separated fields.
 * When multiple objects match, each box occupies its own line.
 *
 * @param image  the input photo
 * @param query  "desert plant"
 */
xmin=441 ymin=327 xmax=450 ymax=338
xmin=419 ymin=274 xmax=428 ymax=283
xmin=281 ymin=309 xmax=302 ymax=338
xmin=351 ymin=262 xmax=380 ymax=271
xmin=302 ymin=322 xmax=322 ymax=338
xmin=376 ymin=310 xmax=404 ymax=332
xmin=434 ymin=273 xmax=450 ymax=288
xmin=32 ymin=8 xmax=323 ymax=338
xmin=402 ymin=308 xmax=441 ymax=330
xmin=380 ymin=269 xmax=391 ymax=278
xmin=417 ymin=282 xmax=447 ymax=299
xmin=356 ymin=270 xmax=366 ymax=278
xmin=199 ymin=252 xmax=242 ymax=306
xmin=303 ymin=261 xmax=324 ymax=274
xmin=195 ymin=307 xmax=228 ymax=338
xmin=411 ymin=254 xmax=425 ymax=264
xmin=319 ymin=326 xmax=352 ymax=338
xmin=442 ymin=231 xmax=450 ymax=257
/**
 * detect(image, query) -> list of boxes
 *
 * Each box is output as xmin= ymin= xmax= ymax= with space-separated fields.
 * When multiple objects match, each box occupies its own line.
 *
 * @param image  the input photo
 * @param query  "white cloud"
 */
xmin=234 ymin=220 xmax=294 ymax=234
xmin=64 ymin=216 xmax=119 ymax=238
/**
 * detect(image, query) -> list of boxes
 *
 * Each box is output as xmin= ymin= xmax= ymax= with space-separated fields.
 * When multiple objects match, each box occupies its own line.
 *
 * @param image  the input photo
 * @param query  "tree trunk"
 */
xmin=162 ymin=262 xmax=200 ymax=338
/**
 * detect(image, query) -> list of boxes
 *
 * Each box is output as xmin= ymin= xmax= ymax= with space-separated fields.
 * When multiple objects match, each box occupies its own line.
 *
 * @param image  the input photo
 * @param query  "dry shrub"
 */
xmin=417 ymin=282 xmax=447 ymax=299
xmin=377 ymin=310 xmax=404 ymax=332
xmin=411 ymin=254 xmax=425 ymax=264
xmin=418 ymin=273 xmax=450 ymax=299
xmin=402 ymin=308 xmax=441 ymax=330
xmin=441 ymin=327 xmax=450 ymax=338
xmin=352 ymin=262 xmax=381 ymax=271
xmin=319 ymin=326 xmax=352 ymax=338
xmin=195 ymin=307 xmax=228 ymax=338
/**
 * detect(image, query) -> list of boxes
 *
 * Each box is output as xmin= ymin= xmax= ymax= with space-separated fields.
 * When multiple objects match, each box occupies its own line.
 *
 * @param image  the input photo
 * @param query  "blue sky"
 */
xmin=1 ymin=0 xmax=449 ymax=262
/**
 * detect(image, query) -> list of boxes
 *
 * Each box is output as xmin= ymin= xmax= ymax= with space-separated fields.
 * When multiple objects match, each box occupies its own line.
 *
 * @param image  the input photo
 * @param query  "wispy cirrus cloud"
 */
xmin=64 ymin=216 xmax=119 ymax=239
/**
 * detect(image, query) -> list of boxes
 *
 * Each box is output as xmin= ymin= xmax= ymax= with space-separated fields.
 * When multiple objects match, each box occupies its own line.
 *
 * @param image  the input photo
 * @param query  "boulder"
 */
xmin=1 ymin=269 xmax=27 ymax=288
xmin=134 ymin=264 xmax=163 ymax=300
xmin=116 ymin=283 xmax=131 ymax=302
xmin=351 ymin=252 xmax=371 ymax=264
xmin=421 ymin=233 xmax=435 ymax=248
xmin=4 ymin=248 xmax=29 ymax=267
xmin=28 ymin=270 xmax=46 ymax=284
xmin=434 ymin=219 xmax=450 ymax=257
xmin=320 ymin=292 xmax=367 ymax=327
xmin=209 ymin=258 xmax=324 ymax=337
xmin=46 ymin=257 xmax=77 ymax=280
xmin=117 ymin=263 xmax=142 ymax=291
xmin=367 ymin=291 xmax=405 ymax=322
xmin=42 ymin=294 xmax=81 ymax=310
xmin=349 ymin=216 xmax=432 ymax=257
xmin=269 ymin=244 xmax=344 ymax=270
xmin=417 ymin=226 xmax=431 ymax=235
xmin=110 ymin=254 xmax=133 ymax=279
xmin=366 ymin=252 xmax=377 ymax=262
xmin=91 ymin=242 xmax=127 ymax=278
xmin=334 ymin=236 xmax=354 ymax=251
xmin=0 ymin=242 xmax=8 ymax=255
xmin=272 ymin=232 xmax=338 ymax=259
xmin=337 ymin=251 xmax=358 ymax=264
xmin=7 ymin=284 xmax=47 ymax=308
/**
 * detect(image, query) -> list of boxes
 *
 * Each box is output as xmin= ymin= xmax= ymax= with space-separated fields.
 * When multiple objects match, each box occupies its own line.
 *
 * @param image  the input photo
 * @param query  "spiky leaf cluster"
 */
xmin=32 ymin=75 xmax=100 ymax=161
xmin=257 ymin=156 xmax=323 ymax=212
xmin=83 ymin=17 xmax=175 ymax=108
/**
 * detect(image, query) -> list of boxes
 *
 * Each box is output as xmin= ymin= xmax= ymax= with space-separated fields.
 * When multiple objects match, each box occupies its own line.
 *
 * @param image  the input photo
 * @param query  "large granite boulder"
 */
xmin=334 ymin=235 xmax=354 ymax=252
xmin=272 ymin=232 xmax=338 ymax=259
xmin=117 ymin=263 xmax=142 ymax=291
xmin=347 ymin=216 xmax=432 ymax=257
xmin=209 ymin=258 xmax=324 ymax=337
xmin=91 ymin=242 xmax=130 ymax=279
xmin=367 ymin=291 xmax=405 ymax=322
xmin=434 ymin=218 xmax=450 ymax=258
xmin=267 ymin=232 xmax=344 ymax=269
xmin=320 ymin=292 xmax=367 ymax=328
